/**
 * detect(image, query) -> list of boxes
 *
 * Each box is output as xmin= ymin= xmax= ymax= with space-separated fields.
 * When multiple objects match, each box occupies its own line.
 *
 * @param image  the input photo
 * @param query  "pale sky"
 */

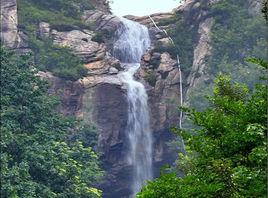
xmin=110 ymin=0 xmax=182 ymax=17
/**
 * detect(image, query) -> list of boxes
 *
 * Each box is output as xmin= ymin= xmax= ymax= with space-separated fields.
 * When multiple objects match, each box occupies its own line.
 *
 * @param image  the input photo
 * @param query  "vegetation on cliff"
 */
xmin=0 ymin=48 xmax=103 ymax=197
xmin=209 ymin=0 xmax=267 ymax=82
xmin=189 ymin=0 xmax=267 ymax=110
xmin=137 ymin=60 xmax=267 ymax=197
xmin=17 ymin=0 xmax=99 ymax=80
xmin=155 ymin=14 xmax=195 ymax=76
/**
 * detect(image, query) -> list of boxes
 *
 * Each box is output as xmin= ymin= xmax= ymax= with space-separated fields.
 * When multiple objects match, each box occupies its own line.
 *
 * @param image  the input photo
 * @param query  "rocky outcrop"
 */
xmin=38 ymin=22 xmax=50 ymax=38
xmin=129 ymin=0 xmax=221 ymax=106
xmin=0 ymin=0 xmax=27 ymax=51
xmin=51 ymin=29 xmax=106 ymax=63
xmin=37 ymin=71 xmax=84 ymax=116
xmin=126 ymin=12 xmax=174 ymax=28
xmin=248 ymin=0 xmax=263 ymax=15
xmin=1 ymin=0 xmax=19 ymax=48
xmin=83 ymin=10 xmax=122 ymax=36
xmin=185 ymin=17 xmax=214 ymax=103
xmin=138 ymin=51 xmax=181 ymax=132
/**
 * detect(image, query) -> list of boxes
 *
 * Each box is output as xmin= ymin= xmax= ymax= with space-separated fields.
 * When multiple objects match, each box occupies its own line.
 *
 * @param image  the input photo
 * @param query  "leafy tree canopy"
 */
xmin=0 ymin=47 xmax=103 ymax=198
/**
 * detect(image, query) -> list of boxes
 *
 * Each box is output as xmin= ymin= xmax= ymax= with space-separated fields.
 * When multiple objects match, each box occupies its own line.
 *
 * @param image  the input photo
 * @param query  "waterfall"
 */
xmin=113 ymin=18 xmax=152 ymax=196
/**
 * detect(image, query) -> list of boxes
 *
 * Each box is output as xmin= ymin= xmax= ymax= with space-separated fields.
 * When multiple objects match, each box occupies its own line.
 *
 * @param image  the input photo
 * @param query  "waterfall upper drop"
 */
xmin=113 ymin=17 xmax=152 ymax=196
xmin=113 ymin=18 xmax=151 ymax=63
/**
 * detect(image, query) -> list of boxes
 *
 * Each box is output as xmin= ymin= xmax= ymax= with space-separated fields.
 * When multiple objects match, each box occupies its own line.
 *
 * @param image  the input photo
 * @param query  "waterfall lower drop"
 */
xmin=113 ymin=18 xmax=152 ymax=196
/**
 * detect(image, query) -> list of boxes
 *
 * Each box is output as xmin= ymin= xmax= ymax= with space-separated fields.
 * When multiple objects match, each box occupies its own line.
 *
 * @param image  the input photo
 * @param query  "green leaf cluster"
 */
xmin=18 ymin=0 xmax=93 ymax=31
xmin=208 ymin=0 xmax=267 ymax=82
xmin=29 ymin=38 xmax=87 ymax=81
xmin=144 ymin=71 xmax=157 ymax=86
xmin=0 ymin=48 xmax=103 ymax=198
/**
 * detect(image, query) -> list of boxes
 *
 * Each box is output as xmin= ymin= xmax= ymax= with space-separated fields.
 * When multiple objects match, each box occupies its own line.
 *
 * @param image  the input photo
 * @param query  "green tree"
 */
xmin=137 ymin=62 xmax=267 ymax=198
xmin=0 ymin=47 xmax=103 ymax=198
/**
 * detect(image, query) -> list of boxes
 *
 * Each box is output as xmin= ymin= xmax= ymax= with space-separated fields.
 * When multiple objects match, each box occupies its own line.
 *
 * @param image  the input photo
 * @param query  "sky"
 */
xmin=110 ymin=0 xmax=182 ymax=17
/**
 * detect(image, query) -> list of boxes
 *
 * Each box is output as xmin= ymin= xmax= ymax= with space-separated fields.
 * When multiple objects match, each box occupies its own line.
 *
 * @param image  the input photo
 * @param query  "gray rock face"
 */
xmin=51 ymin=29 xmax=106 ymax=63
xmin=93 ymin=83 xmax=128 ymax=160
xmin=248 ymin=0 xmax=262 ymax=15
xmin=0 ymin=0 xmax=27 ymax=50
xmin=84 ymin=56 xmax=122 ymax=76
xmin=37 ymin=71 xmax=84 ymax=116
xmin=138 ymin=50 xmax=181 ymax=134
xmin=82 ymin=10 xmax=122 ymax=34
xmin=125 ymin=12 xmax=174 ymax=28
xmin=38 ymin=22 xmax=50 ymax=39
xmin=185 ymin=17 xmax=214 ymax=103
xmin=1 ymin=0 xmax=18 ymax=48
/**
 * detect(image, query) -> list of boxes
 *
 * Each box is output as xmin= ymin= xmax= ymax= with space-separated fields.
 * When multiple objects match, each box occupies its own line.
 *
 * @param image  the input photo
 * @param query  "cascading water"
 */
xmin=113 ymin=18 xmax=152 ymax=196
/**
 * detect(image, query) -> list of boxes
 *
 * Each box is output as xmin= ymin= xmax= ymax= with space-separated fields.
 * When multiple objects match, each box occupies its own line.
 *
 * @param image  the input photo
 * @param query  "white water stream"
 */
xmin=113 ymin=18 xmax=152 ymax=196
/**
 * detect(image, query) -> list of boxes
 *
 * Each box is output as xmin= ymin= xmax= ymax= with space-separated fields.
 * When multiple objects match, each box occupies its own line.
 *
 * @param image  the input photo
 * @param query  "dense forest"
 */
xmin=1 ymin=0 xmax=267 ymax=197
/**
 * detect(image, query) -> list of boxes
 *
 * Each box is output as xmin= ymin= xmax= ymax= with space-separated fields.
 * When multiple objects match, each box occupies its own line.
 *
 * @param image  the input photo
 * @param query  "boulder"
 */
xmin=83 ymin=10 xmax=122 ymax=34
xmin=84 ymin=56 xmax=122 ymax=75
xmin=38 ymin=22 xmax=50 ymax=38
xmin=109 ymin=67 xmax=119 ymax=74
xmin=158 ymin=53 xmax=177 ymax=73
xmin=51 ymin=29 xmax=106 ymax=63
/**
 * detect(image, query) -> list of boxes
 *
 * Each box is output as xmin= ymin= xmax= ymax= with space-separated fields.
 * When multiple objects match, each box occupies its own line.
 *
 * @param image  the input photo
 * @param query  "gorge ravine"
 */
xmin=113 ymin=17 xmax=152 ymax=196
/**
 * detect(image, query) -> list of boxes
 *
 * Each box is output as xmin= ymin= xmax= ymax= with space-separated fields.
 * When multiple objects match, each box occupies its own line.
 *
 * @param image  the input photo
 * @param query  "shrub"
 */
xmin=144 ymin=71 xmax=157 ymax=86
xmin=29 ymin=38 xmax=87 ymax=81
xmin=91 ymin=32 xmax=105 ymax=43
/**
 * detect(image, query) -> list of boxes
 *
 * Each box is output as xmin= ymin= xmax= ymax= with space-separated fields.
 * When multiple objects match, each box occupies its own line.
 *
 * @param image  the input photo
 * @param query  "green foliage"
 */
xmin=157 ymin=16 xmax=177 ymax=26
xmin=137 ymin=62 xmax=267 ymax=197
xmin=154 ymin=41 xmax=178 ymax=60
xmin=91 ymin=32 xmax=106 ymax=43
xmin=0 ymin=48 xmax=103 ymax=198
xmin=153 ymin=14 xmax=194 ymax=75
xmin=70 ymin=124 xmax=98 ymax=148
xmin=18 ymin=0 xmax=93 ymax=31
xmin=187 ymin=82 xmax=213 ymax=112
xmin=168 ymin=15 xmax=195 ymax=75
xmin=208 ymin=0 xmax=267 ymax=81
xmin=136 ymin=173 xmax=181 ymax=198
xmin=144 ymin=71 xmax=157 ymax=86
xmin=17 ymin=0 xmax=91 ymax=81
xmin=30 ymin=38 xmax=87 ymax=81
xmin=27 ymin=0 xmax=95 ymax=14
xmin=246 ymin=57 xmax=268 ymax=69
